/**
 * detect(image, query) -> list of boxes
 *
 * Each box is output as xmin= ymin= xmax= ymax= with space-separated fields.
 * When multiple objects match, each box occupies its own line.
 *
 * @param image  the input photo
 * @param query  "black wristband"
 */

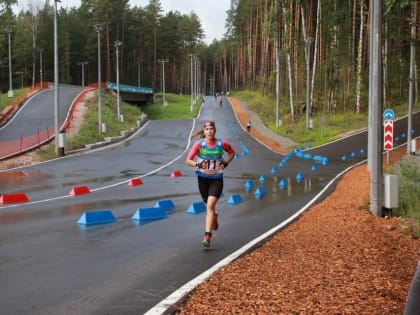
xmin=221 ymin=160 xmax=228 ymax=167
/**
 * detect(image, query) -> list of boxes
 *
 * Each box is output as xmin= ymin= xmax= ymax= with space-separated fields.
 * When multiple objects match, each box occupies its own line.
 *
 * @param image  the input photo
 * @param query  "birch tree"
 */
xmin=355 ymin=0 xmax=365 ymax=113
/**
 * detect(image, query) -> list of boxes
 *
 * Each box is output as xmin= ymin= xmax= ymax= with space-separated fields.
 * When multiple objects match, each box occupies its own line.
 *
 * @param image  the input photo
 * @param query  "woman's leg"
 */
xmin=404 ymin=260 xmax=420 ymax=315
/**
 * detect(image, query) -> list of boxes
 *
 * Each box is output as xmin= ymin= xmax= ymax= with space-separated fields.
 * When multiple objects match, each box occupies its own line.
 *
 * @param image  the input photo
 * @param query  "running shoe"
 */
xmin=212 ymin=212 xmax=219 ymax=231
xmin=202 ymin=235 xmax=211 ymax=248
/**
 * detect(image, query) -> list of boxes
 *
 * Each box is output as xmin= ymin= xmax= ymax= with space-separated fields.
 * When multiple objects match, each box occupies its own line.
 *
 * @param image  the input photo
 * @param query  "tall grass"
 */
xmin=38 ymin=91 xmax=144 ymax=160
xmin=38 ymin=91 xmax=200 ymax=160
xmin=392 ymin=156 xmax=420 ymax=237
xmin=141 ymin=93 xmax=200 ymax=120
xmin=232 ymin=89 xmax=404 ymax=147
xmin=1 ymin=88 xmax=30 ymax=110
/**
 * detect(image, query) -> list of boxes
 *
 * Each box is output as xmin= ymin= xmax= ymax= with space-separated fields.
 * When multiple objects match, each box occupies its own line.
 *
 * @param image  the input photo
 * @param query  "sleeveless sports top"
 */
xmin=195 ymin=138 xmax=225 ymax=179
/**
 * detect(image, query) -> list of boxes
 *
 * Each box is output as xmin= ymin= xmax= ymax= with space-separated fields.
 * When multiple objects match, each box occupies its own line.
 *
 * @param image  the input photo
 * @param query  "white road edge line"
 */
xmin=143 ymin=159 xmax=367 ymax=315
xmin=0 ymin=107 xmax=204 ymax=209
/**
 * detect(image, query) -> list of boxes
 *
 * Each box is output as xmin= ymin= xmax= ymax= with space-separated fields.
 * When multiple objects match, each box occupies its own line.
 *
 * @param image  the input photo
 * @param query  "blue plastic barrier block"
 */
xmin=77 ymin=210 xmax=116 ymax=226
xmin=227 ymin=194 xmax=243 ymax=205
xmin=187 ymin=201 xmax=206 ymax=214
xmin=259 ymin=174 xmax=267 ymax=183
xmin=132 ymin=207 xmax=167 ymax=221
xmin=295 ymin=172 xmax=304 ymax=183
xmin=244 ymin=180 xmax=254 ymax=192
xmin=154 ymin=199 xmax=176 ymax=212
xmin=296 ymin=151 xmax=304 ymax=158
xmin=313 ymin=155 xmax=322 ymax=162
xmin=279 ymin=178 xmax=288 ymax=191
xmin=254 ymin=186 xmax=266 ymax=198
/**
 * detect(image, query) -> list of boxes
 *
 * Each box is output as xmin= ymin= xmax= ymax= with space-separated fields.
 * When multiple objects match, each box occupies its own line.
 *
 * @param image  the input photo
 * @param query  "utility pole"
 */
xmin=15 ymin=71 xmax=24 ymax=88
xmin=6 ymin=28 xmax=13 ymax=97
xmin=195 ymin=56 xmax=199 ymax=103
xmin=305 ymin=38 xmax=313 ymax=129
xmin=138 ymin=57 xmax=141 ymax=87
xmin=276 ymin=47 xmax=282 ymax=127
xmin=209 ymin=78 xmax=214 ymax=96
xmin=54 ymin=0 xmax=60 ymax=155
xmin=407 ymin=3 xmax=417 ymax=155
xmin=369 ymin=0 xmax=383 ymax=217
xmin=77 ymin=61 xmax=88 ymax=87
xmin=158 ymin=58 xmax=169 ymax=106
xmin=189 ymin=54 xmax=194 ymax=112
xmin=114 ymin=40 xmax=122 ymax=121
xmin=39 ymin=48 xmax=43 ymax=87
xmin=94 ymin=23 xmax=103 ymax=133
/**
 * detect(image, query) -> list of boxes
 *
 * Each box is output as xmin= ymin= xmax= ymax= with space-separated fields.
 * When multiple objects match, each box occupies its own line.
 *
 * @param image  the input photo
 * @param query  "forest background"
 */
xmin=0 ymin=0 xmax=420 ymax=230
xmin=0 ymin=0 xmax=419 ymax=119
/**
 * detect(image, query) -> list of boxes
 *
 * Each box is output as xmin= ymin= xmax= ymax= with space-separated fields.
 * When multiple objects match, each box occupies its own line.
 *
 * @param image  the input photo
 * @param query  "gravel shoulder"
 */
xmin=174 ymin=97 xmax=420 ymax=314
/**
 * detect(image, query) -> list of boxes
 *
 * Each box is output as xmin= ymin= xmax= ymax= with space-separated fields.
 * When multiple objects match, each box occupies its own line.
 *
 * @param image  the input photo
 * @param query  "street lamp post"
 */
xmin=196 ymin=59 xmax=199 ymax=99
xmin=158 ymin=58 xmax=169 ymax=107
xmin=54 ymin=0 xmax=60 ymax=155
xmin=137 ymin=57 xmax=141 ymax=87
xmin=305 ymin=37 xmax=313 ymax=129
xmin=39 ymin=48 xmax=43 ymax=87
xmin=407 ymin=12 xmax=417 ymax=155
xmin=77 ymin=61 xmax=88 ymax=87
xmin=94 ymin=23 xmax=103 ymax=133
xmin=195 ymin=57 xmax=200 ymax=102
xmin=369 ymin=0 xmax=383 ymax=217
xmin=16 ymin=71 xmax=24 ymax=88
xmin=6 ymin=28 xmax=13 ymax=97
xmin=276 ymin=48 xmax=282 ymax=127
xmin=209 ymin=78 xmax=214 ymax=96
xmin=189 ymin=54 xmax=194 ymax=112
xmin=114 ymin=40 xmax=122 ymax=121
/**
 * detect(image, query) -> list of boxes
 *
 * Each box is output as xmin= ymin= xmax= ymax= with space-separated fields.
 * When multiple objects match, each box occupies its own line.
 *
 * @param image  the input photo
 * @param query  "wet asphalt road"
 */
xmin=0 ymin=92 xmax=419 ymax=314
xmin=0 ymin=86 xmax=83 ymax=141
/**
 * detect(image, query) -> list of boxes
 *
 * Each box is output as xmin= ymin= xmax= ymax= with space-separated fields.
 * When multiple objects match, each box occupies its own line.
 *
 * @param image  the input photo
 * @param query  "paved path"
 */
xmin=228 ymin=96 xmax=296 ymax=153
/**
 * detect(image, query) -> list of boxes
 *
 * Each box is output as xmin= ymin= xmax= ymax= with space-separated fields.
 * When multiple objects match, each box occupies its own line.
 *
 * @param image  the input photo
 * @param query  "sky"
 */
xmin=15 ymin=0 xmax=231 ymax=44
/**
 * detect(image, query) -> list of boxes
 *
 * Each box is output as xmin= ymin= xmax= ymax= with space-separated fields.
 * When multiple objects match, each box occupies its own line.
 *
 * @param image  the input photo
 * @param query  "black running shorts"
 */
xmin=197 ymin=176 xmax=224 ymax=203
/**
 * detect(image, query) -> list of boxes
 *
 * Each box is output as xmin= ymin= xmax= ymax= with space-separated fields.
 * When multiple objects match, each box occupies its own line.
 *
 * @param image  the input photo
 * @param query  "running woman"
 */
xmin=186 ymin=120 xmax=236 ymax=247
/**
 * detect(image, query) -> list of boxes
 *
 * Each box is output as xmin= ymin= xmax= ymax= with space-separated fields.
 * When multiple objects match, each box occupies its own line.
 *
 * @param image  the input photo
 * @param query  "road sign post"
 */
xmin=384 ymin=120 xmax=393 ymax=151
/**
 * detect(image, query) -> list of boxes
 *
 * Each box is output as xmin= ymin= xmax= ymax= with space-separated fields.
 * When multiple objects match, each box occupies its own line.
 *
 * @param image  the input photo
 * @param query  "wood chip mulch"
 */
xmin=175 ymin=98 xmax=420 ymax=314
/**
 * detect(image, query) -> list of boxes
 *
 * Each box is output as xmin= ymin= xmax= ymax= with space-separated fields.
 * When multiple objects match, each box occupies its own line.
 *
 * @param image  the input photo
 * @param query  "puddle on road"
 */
xmin=0 ymin=174 xmax=333 ymax=226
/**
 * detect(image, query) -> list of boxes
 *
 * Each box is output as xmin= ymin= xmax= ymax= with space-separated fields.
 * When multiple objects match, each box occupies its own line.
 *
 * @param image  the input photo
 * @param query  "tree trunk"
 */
xmin=355 ymin=0 xmax=364 ymax=114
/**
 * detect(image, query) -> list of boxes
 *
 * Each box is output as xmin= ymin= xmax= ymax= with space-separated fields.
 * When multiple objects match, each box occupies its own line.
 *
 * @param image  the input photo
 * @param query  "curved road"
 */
xmin=0 ymin=92 xmax=419 ymax=314
xmin=0 ymin=86 xmax=83 ymax=141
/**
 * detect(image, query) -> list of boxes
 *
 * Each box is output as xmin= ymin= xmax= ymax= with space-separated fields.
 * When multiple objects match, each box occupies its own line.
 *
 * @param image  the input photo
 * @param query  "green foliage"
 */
xmin=233 ymin=89 xmax=368 ymax=147
xmin=141 ymin=93 xmax=200 ymax=120
xmin=392 ymin=157 xmax=420 ymax=237
xmin=38 ymin=91 xmax=199 ymax=160
xmin=38 ymin=91 xmax=144 ymax=159
xmin=0 ymin=88 xmax=29 ymax=110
